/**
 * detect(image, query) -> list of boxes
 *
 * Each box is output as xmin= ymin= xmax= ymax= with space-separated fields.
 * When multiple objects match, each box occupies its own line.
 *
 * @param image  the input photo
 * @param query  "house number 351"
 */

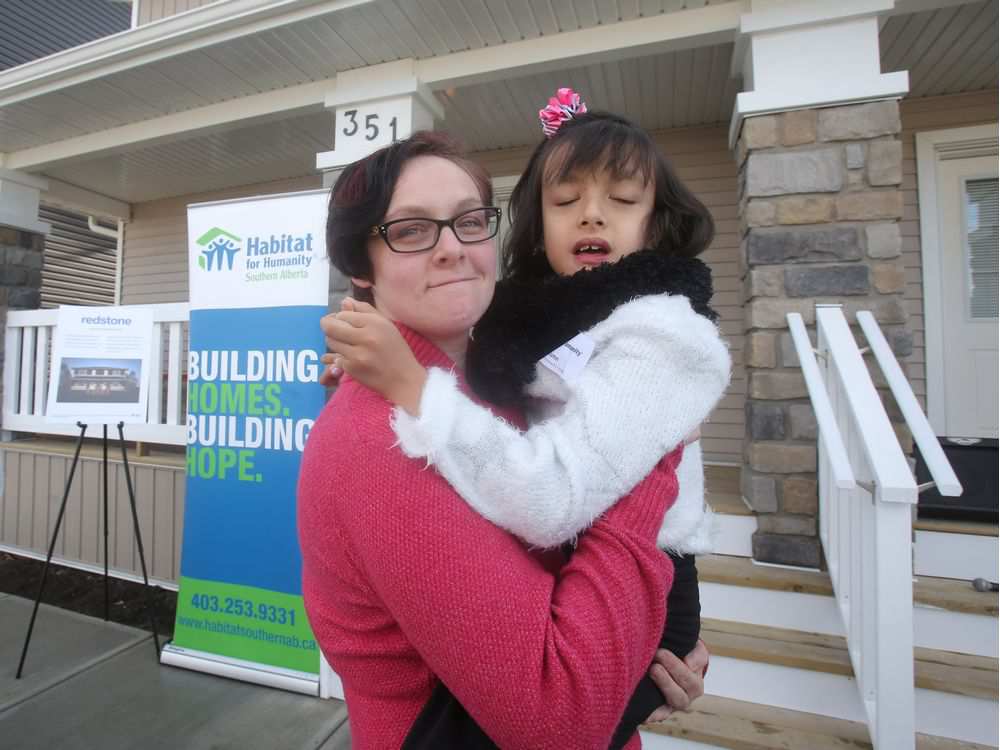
xmin=341 ymin=109 xmax=399 ymax=142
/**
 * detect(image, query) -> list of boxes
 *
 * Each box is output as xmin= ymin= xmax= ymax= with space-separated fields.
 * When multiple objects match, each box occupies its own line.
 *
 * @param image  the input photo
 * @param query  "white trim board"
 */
xmin=710 ymin=512 xmax=756 ymax=558
xmin=915 ymin=123 xmax=1000 ymax=436
xmin=700 ymin=579 xmax=998 ymax=658
xmin=914 ymin=603 xmax=998 ymax=659
xmin=638 ymin=733 xmax=724 ymax=750
xmin=914 ymin=529 xmax=999 ymax=581
xmin=705 ymin=655 xmax=998 ymax=745
xmin=416 ymin=3 xmax=741 ymax=90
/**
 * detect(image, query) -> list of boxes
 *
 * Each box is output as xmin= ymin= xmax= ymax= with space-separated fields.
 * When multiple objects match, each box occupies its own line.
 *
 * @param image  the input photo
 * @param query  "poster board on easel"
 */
xmin=45 ymin=305 xmax=154 ymax=425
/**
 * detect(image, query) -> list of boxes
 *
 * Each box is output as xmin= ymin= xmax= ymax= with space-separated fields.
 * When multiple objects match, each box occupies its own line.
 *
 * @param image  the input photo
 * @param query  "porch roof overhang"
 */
xmin=0 ymin=0 xmax=994 ymax=214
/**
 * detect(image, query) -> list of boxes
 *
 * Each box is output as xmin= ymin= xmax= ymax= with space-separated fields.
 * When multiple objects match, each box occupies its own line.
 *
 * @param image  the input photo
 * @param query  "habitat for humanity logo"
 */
xmin=196 ymin=228 xmax=242 ymax=271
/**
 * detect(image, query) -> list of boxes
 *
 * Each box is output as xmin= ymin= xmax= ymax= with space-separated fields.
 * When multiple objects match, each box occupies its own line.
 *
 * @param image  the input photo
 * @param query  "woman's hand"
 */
xmin=322 ymin=298 xmax=428 ymax=414
xmin=644 ymin=639 xmax=709 ymax=722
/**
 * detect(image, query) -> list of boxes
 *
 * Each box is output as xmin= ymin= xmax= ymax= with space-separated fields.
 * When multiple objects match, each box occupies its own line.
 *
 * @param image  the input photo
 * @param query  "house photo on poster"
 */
xmin=45 ymin=305 xmax=154 ymax=424
xmin=55 ymin=357 xmax=142 ymax=403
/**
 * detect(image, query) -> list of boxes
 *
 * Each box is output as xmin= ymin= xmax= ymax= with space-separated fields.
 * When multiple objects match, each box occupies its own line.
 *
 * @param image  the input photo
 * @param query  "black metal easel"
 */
xmin=16 ymin=421 xmax=161 ymax=679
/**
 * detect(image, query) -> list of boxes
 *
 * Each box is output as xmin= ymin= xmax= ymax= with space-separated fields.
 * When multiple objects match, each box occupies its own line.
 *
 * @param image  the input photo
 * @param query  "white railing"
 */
xmin=788 ymin=304 xmax=962 ymax=750
xmin=2 ymin=303 xmax=189 ymax=445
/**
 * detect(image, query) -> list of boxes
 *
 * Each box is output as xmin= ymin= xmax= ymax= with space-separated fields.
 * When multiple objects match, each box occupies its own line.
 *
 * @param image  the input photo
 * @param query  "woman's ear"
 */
xmin=349 ymin=277 xmax=376 ymax=305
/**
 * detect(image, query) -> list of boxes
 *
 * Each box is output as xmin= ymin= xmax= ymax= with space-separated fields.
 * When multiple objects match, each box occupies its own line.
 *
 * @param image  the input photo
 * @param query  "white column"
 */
xmin=316 ymin=59 xmax=445 ymax=175
xmin=0 ymin=169 xmax=51 ymax=234
xmin=729 ymin=0 xmax=909 ymax=146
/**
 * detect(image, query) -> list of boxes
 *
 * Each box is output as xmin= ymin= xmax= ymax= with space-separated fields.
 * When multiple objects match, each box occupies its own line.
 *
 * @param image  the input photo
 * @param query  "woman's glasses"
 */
xmin=371 ymin=207 xmax=501 ymax=254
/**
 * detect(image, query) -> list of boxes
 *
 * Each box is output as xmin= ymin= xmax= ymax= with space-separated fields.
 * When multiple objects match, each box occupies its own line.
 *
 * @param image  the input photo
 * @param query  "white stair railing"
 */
xmin=856 ymin=311 xmax=963 ymax=498
xmin=787 ymin=304 xmax=963 ymax=750
xmin=2 ymin=303 xmax=189 ymax=445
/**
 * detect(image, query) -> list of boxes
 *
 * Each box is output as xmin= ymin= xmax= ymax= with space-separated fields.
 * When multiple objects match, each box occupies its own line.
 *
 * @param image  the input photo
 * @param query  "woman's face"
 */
xmin=353 ymin=156 xmax=497 ymax=351
xmin=541 ymin=165 xmax=655 ymax=277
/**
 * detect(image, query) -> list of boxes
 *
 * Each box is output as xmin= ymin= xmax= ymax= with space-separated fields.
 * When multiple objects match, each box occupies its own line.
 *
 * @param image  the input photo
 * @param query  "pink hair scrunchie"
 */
xmin=539 ymin=87 xmax=588 ymax=138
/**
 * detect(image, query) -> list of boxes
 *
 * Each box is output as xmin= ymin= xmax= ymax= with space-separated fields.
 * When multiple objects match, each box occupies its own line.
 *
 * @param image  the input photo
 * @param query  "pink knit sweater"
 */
xmin=298 ymin=326 xmax=679 ymax=749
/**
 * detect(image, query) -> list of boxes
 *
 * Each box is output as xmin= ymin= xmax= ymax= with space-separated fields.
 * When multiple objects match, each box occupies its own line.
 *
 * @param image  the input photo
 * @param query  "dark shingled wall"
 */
xmin=0 ymin=0 xmax=131 ymax=71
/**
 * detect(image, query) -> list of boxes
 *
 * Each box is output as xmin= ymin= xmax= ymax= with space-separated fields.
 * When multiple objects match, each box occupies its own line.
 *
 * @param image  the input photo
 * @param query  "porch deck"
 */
xmin=0 ymin=593 xmax=351 ymax=750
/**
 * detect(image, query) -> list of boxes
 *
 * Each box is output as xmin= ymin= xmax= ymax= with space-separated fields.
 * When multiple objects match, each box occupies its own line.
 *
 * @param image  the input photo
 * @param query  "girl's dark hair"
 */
xmin=502 ymin=111 xmax=715 ymax=282
xmin=326 ymin=131 xmax=493 ymax=302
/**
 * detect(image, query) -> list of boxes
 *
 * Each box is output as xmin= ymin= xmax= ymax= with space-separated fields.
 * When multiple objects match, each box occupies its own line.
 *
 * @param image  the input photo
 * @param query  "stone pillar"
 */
xmin=737 ymin=100 xmax=911 ymax=567
xmin=1 ymin=226 xmax=45 ymax=310
xmin=0 ymin=169 xmax=50 ymax=439
xmin=0 ymin=226 xmax=46 ymax=441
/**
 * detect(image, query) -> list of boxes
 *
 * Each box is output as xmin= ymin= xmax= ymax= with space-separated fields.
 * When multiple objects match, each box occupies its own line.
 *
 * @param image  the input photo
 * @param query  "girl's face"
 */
xmin=541 ymin=165 xmax=655 ymax=277
xmin=353 ymin=156 xmax=497 ymax=354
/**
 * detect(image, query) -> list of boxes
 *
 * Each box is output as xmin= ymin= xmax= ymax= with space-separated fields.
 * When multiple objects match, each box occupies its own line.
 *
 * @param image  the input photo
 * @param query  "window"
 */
xmin=964 ymin=177 xmax=998 ymax=320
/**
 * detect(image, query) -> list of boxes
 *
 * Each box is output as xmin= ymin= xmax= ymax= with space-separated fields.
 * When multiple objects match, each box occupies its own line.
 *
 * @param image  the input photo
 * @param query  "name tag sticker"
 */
xmin=539 ymin=332 xmax=595 ymax=383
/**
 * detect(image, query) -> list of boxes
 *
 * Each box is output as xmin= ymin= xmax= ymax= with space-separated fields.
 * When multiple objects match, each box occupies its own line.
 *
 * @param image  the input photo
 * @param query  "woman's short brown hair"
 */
xmin=326 ymin=131 xmax=493 ymax=302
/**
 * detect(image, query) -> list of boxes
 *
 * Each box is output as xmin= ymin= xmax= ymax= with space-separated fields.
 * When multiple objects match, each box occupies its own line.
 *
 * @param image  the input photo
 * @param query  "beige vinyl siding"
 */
xmin=122 ymin=175 xmax=322 ymax=305
xmin=1 ymin=445 xmax=185 ymax=585
xmin=899 ymin=90 xmax=999 ymax=409
xmin=475 ymin=125 xmax=745 ymax=465
xmin=136 ymin=0 xmax=216 ymax=26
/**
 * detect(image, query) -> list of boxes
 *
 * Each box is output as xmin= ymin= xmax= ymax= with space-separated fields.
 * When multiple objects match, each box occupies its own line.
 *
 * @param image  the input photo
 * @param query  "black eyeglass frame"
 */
xmin=370 ymin=206 xmax=502 ymax=254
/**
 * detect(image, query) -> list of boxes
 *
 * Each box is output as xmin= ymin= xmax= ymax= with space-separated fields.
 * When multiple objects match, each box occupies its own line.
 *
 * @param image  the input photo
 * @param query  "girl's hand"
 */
xmin=318 ymin=351 xmax=342 ymax=387
xmin=322 ymin=298 xmax=428 ymax=415
xmin=644 ymin=639 xmax=709 ymax=722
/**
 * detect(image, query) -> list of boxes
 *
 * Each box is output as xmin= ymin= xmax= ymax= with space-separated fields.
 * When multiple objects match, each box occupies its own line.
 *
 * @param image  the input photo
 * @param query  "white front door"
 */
xmin=936 ymin=156 xmax=998 ymax=439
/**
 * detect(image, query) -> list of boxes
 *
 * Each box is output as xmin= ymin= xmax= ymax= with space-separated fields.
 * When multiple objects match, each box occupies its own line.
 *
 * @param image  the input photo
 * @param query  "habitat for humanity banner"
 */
xmin=161 ymin=190 xmax=329 ymax=692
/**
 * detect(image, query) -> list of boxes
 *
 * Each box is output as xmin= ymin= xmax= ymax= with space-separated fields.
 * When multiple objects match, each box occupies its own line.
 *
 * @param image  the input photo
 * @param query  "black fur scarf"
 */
xmin=466 ymin=248 xmax=718 ymax=408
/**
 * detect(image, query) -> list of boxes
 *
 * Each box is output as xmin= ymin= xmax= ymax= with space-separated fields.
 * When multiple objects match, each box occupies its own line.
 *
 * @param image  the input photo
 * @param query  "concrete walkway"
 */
xmin=0 ymin=593 xmax=351 ymax=749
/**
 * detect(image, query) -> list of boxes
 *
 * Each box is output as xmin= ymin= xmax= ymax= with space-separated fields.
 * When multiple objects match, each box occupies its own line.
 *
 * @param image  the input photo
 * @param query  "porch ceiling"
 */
xmin=1 ymin=0 xmax=995 ymax=206
xmin=36 ymin=40 xmax=742 ymax=202
xmin=442 ymin=43 xmax=742 ymax=152
xmin=0 ymin=0 xmax=735 ymax=154
xmin=41 ymin=111 xmax=332 ymax=203
xmin=880 ymin=0 xmax=998 ymax=97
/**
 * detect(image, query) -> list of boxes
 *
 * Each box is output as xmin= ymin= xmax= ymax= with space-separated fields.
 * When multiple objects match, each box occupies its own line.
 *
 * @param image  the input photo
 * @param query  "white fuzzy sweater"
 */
xmin=391 ymin=293 xmax=732 ymax=553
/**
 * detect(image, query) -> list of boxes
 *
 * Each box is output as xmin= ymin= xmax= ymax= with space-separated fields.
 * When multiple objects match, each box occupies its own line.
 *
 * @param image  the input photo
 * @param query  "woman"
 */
xmin=298 ymin=132 xmax=699 ymax=749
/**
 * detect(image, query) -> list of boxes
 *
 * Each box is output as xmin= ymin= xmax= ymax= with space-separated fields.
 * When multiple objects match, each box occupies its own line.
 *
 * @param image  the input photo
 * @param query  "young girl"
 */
xmin=322 ymin=91 xmax=731 ymax=748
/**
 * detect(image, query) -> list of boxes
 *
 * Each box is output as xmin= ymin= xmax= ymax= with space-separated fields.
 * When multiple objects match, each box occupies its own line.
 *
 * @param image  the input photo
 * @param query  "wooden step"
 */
xmin=705 ymin=491 xmax=753 ymax=517
xmin=698 ymin=554 xmax=833 ymax=596
xmin=705 ymin=466 xmax=752 ymax=517
xmin=914 ymin=517 xmax=998 ymax=538
xmin=698 ymin=553 xmax=999 ymax=617
xmin=701 ymin=618 xmax=999 ymax=701
xmin=640 ymin=694 xmax=995 ymax=750
xmin=705 ymin=464 xmax=740 ymax=496
xmin=916 ymin=574 xmax=1000 ymax=617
